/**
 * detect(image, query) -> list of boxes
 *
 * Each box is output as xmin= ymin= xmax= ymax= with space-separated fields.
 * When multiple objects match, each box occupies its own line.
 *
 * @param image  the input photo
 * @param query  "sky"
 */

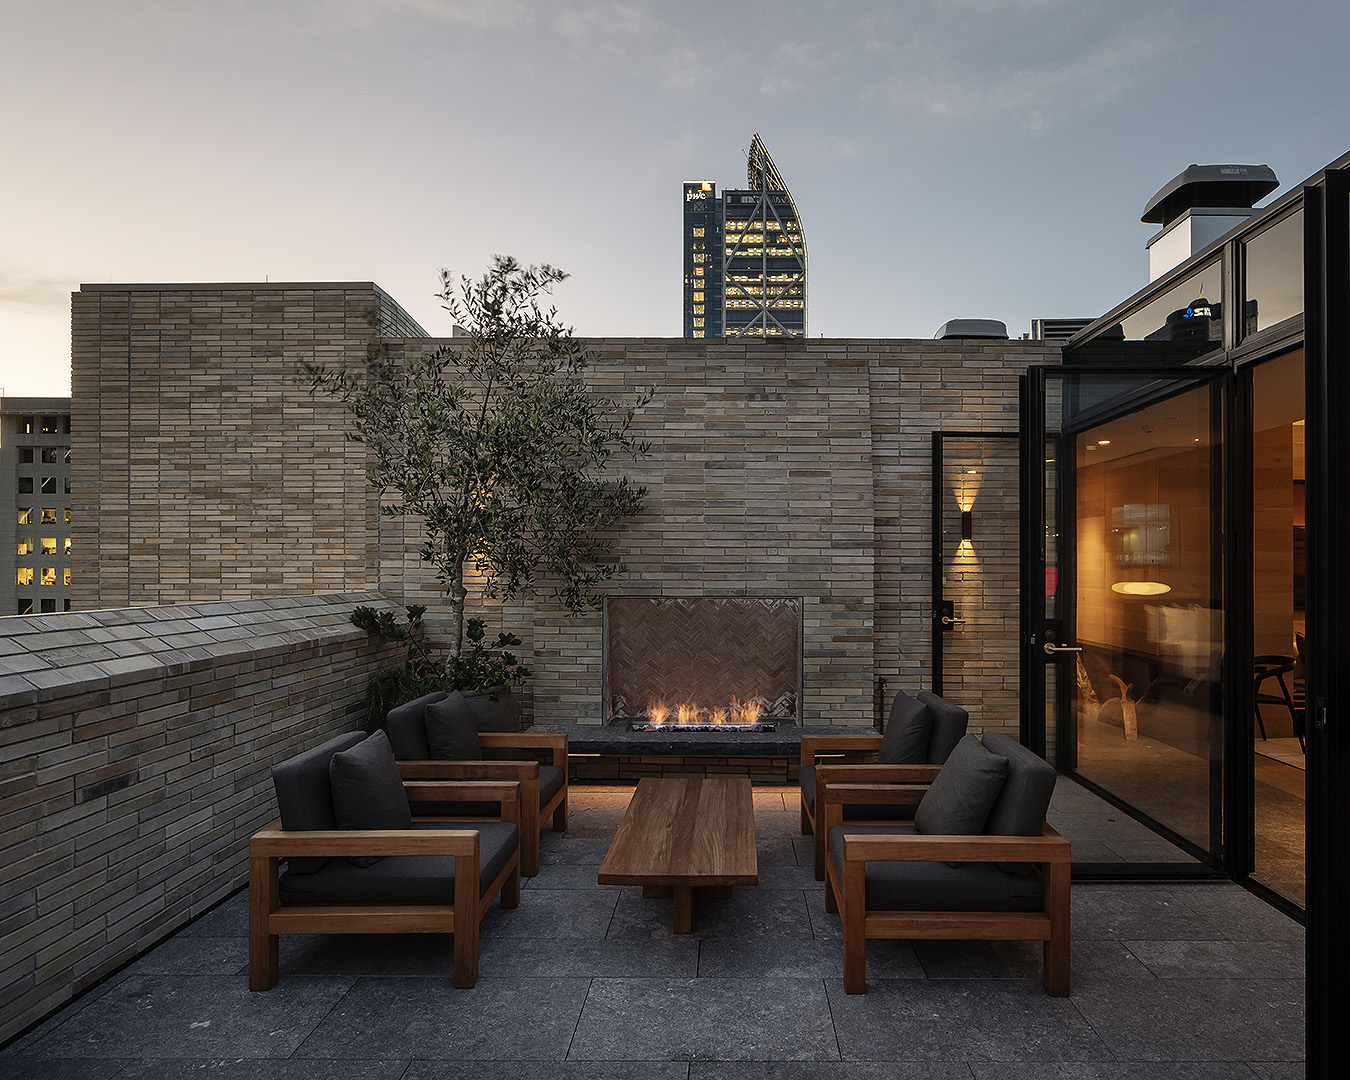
xmin=2 ymin=0 xmax=1347 ymax=398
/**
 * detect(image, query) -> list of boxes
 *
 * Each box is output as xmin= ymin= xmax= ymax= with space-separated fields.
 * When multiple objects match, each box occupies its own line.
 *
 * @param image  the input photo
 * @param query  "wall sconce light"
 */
xmin=961 ymin=509 xmax=973 ymax=542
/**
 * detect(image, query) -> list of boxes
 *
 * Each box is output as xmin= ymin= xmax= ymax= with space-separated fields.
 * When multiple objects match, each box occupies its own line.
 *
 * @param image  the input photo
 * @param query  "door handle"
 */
xmin=1043 ymin=642 xmax=1083 ymax=656
xmin=940 ymin=615 xmax=966 ymax=626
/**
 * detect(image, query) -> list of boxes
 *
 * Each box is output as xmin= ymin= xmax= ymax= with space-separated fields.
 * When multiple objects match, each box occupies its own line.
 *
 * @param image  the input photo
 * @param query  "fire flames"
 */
xmin=643 ymin=696 xmax=765 ymax=727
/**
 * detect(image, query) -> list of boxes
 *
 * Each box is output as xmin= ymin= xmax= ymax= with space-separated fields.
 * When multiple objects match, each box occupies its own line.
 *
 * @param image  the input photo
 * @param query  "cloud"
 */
xmin=0 ymin=273 xmax=77 ymax=312
xmin=318 ymin=0 xmax=534 ymax=30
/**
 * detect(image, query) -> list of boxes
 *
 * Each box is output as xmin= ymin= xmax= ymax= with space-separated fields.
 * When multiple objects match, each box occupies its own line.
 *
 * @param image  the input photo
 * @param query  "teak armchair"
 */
xmin=249 ymin=731 xmax=522 ymax=991
xmin=387 ymin=692 xmax=569 ymax=878
xmin=821 ymin=733 xmax=1070 ymax=997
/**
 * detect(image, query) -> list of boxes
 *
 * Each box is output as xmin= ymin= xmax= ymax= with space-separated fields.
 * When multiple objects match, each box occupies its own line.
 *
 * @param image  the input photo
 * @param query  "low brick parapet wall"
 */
xmin=0 ymin=593 xmax=401 ymax=1044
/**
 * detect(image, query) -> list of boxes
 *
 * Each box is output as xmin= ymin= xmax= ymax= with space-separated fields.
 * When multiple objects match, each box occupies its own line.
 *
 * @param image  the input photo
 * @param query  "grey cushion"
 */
xmin=410 ymin=764 xmax=565 ymax=820
xmin=799 ymin=764 xmax=919 ymax=822
xmin=278 ymin=820 xmax=520 ymax=905
xmin=425 ymin=693 xmax=484 ymax=761
xmin=914 ymin=733 xmax=1008 ymax=837
xmin=916 ymin=691 xmax=970 ymax=764
xmin=271 ymin=730 xmax=366 ymax=874
xmin=329 ymin=731 xmax=412 ymax=865
xmin=455 ymin=687 xmax=523 ymax=733
xmin=828 ymin=824 xmax=1043 ymax=912
xmin=877 ymin=689 xmax=932 ymax=764
xmin=981 ymin=732 xmax=1058 ymax=875
xmin=385 ymin=692 xmax=447 ymax=759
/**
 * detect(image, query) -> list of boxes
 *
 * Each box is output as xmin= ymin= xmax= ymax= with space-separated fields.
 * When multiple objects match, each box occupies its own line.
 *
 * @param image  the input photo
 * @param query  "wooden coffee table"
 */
xmin=598 ymin=777 xmax=758 ymax=933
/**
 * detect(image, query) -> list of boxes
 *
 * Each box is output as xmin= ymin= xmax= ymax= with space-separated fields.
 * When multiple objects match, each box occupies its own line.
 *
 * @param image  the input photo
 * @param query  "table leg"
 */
xmin=673 ymin=885 xmax=693 ymax=933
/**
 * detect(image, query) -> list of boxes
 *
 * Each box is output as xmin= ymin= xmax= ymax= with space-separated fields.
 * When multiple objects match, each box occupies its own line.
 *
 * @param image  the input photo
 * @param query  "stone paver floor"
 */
xmin=1 ymin=785 xmax=1305 ymax=1078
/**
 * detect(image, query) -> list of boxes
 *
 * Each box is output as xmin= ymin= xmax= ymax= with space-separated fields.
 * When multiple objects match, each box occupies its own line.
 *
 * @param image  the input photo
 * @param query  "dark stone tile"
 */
xmin=407 ymin=1063 xmax=691 ymax=1080
xmin=479 ymin=888 xmax=619 ymax=938
xmin=115 ymin=1062 xmax=407 ymax=1079
xmin=569 ymin=978 xmax=838 ymax=1062
xmin=295 ymin=976 xmax=589 ymax=1060
xmin=539 ymin=836 xmax=615 ymax=865
xmin=16 ymin=974 xmax=353 ymax=1059
xmin=1167 ymin=884 xmax=1305 ymax=942
xmin=1070 ymin=885 xmax=1227 ymax=941
xmin=697 ymin=934 xmax=920 ymax=979
xmin=756 ymin=837 xmax=799 ymax=866
xmin=1247 ymin=1063 xmax=1306 ymax=1080
xmin=0 ymin=1059 xmax=128 ymax=1080
xmin=1124 ymin=938 xmax=1304 ymax=980
xmin=123 ymin=934 xmax=248 ymax=976
xmin=607 ymin=887 xmax=813 ymax=940
xmin=693 ymin=1066 xmax=974 ymax=1080
xmin=1071 ymin=977 xmax=1304 ymax=1062
xmin=479 ymin=935 xmax=698 ymax=977
xmin=827 ymin=978 xmax=1110 ymax=1062
xmin=968 ymin=1064 xmax=1259 ymax=1079
xmin=524 ymin=863 xmax=614 ymax=890
xmin=177 ymin=890 xmax=250 ymax=938
xmin=278 ymin=934 xmax=461 ymax=978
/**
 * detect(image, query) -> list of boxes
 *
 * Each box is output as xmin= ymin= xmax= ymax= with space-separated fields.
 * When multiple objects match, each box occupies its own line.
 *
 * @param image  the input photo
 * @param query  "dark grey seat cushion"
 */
xmin=425 ymin=693 xmax=484 ymax=761
xmin=799 ymin=765 xmax=919 ymax=822
xmin=410 ymin=764 xmax=565 ymax=819
xmin=877 ymin=689 xmax=932 ymax=763
xmin=329 ymin=730 xmax=413 ymax=867
xmin=980 ymin=732 xmax=1058 ymax=875
xmin=914 ymin=733 xmax=1008 ymax=837
xmin=387 ymin=690 xmax=525 ymax=763
xmin=272 ymin=730 xmax=366 ymax=874
xmin=916 ymin=691 xmax=970 ymax=763
xmin=278 ymin=821 xmax=520 ymax=906
xmin=828 ymin=824 xmax=1044 ymax=912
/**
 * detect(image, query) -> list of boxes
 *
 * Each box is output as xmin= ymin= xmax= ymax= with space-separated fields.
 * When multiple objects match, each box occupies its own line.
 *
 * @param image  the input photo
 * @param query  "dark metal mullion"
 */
xmin=1226 ymin=362 xmax=1256 ymax=881
xmin=931 ymin=431 xmax=945 ymax=696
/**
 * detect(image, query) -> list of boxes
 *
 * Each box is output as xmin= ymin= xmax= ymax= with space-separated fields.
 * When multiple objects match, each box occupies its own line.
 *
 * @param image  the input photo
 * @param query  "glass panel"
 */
xmin=937 ymin=436 xmax=1020 ymax=739
xmin=1243 ymin=210 xmax=1303 ymax=336
xmin=1250 ymin=349 xmax=1306 ymax=906
xmin=1062 ymin=375 xmax=1224 ymax=859
xmin=1106 ymin=260 xmax=1224 ymax=362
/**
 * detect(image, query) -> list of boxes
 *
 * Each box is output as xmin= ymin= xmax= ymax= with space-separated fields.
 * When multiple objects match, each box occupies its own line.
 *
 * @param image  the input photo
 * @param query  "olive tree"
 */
xmin=300 ymin=255 xmax=650 ymax=667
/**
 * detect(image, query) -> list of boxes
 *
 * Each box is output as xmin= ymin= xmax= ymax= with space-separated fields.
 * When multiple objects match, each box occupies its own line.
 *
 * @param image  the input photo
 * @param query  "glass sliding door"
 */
xmin=1023 ymin=366 xmax=1227 ymax=869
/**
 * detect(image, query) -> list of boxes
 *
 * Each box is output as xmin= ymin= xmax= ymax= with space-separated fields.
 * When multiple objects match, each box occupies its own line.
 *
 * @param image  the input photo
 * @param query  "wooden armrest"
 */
xmin=822 ymin=781 xmax=927 ymax=806
xmin=841 ymin=824 xmax=1070 ymax=865
xmin=817 ymin=764 xmax=942 ymax=786
xmin=399 ymin=759 xmax=540 ymax=780
xmin=800 ymin=732 xmax=883 ymax=767
xmin=479 ymin=731 xmax=568 ymax=767
xmin=403 ymin=779 xmax=523 ymax=823
xmin=249 ymin=821 xmax=481 ymax=859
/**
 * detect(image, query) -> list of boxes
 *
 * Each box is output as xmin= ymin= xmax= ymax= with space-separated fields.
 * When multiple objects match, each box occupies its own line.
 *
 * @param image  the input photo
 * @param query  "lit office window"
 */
xmin=693 ymin=318 xmax=704 ymax=328
xmin=40 ymin=538 xmax=57 ymax=555
xmin=693 ymin=292 xmax=704 ymax=302
xmin=17 ymin=539 xmax=33 ymax=556
xmin=18 ymin=509 xmax=32 ymax=525
xmin=693 ymin=305 xmax=704 ymax=315
xmin=40 ymin=568 xmax=56 ymax=586
xmin=16 ymin=569 xmax=33 ymax=586
xmin=64 ymin=538 xmax=71 ymax=555
xmin=41 ymin=509 xmax=58 ymax=524
xmin=693 ymin=330 xmax=705 ymax=338
xmin=64 ymin=509 xmax=71 ymax=524
xmin=64 ymin=569 xmax=71 ymax=586
xmin=692 ymin=227 xmax=704 ymax=237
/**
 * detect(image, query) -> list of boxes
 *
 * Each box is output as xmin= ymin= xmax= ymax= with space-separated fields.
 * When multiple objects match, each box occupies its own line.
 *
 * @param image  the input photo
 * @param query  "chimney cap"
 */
xmin=935 ymin=319 xmax=1008 ymax=340
xmin=1142 ymin=163 xmax=1278 ymax=226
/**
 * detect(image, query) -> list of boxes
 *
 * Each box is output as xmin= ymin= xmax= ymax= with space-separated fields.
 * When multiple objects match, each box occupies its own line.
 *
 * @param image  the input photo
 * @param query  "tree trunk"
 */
xmin=447 ymin=567 xmax=467 ymax=659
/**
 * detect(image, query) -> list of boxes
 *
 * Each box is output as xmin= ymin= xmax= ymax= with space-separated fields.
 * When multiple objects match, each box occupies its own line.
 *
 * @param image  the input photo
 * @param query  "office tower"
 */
xmin=682 ymin=134 xmax=807 ymax=339
xmin=1 ymin=397 xmax=73 ymax=615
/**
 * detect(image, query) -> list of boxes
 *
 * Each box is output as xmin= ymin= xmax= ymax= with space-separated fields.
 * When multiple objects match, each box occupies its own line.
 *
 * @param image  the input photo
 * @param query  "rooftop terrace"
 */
xmin=2 ymin=784 xmax=1304 ymax=1075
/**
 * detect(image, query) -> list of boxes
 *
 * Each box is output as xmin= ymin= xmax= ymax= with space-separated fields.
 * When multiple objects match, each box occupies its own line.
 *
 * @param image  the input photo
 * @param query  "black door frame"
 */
xmin=1020 ymin=363 xmax=1232 ymax=873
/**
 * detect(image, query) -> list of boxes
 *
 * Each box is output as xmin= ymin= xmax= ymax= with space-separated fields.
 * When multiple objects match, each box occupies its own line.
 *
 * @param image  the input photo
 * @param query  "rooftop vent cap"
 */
xmin=1142 ymin=163 xmax=1279 ymax=227
xmin=935 ymin=319 xmax=1008 ymax=340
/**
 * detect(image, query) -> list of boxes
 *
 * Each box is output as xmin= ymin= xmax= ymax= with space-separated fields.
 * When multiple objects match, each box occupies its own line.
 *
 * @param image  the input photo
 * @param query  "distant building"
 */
xmin=1029 ymin=318 xmax=1095 ymax=340
xmin=1 ymin=397 xmax=73 ymax=615
xmin=682 ymin=134 xmax=807 ymax=339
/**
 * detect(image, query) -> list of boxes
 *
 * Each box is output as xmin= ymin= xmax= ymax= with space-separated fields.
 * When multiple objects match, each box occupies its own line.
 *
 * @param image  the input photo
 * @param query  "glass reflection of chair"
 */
xmin=1253 ymin=634 xmax=1305 ymax=752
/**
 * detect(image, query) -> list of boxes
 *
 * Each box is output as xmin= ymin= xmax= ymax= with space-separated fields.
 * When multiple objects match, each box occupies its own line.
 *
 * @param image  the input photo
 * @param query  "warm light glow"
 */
xmin=1097 ymin=439 xmax=1111 ymax=446
xmin=677 ymin=701 xmax=698 ymax=724
xmin=647 ymin=700 xmax=669 ymax=726
xmin=710 ymin=707 xmax=728 ymax=725
xmin=1111 ymin=581 xmax=1172 ymax=596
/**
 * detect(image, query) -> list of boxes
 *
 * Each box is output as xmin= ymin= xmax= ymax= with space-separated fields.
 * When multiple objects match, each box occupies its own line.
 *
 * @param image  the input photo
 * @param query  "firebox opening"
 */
xmin=603 ymin=596 xmax=803 ymax=729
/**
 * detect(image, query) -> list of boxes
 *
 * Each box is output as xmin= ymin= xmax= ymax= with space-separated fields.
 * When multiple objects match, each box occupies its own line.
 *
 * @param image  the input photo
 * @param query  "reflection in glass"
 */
xmin=1243 ymin=210 xmax=1303 ymax=337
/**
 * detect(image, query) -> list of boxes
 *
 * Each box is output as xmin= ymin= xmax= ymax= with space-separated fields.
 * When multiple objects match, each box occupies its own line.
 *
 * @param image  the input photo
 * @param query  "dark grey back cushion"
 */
xmin=425 ymin=692 xmax=484 ymax=760
xmin=916 ymin=691 xmax=969 ymax=764
xmin=877 ymin=689 xmax=932 ymax=763
xmin=455 ymin=687 xmax=523 ymax=733
xmin=271 ymin=730 xmax=366 ymax=874
xmin=981 ymin=732 xmax=1057 ymax=875
xmin=385 ymin=692 xmax=448 ymax=760
xmin=329 ymin=731 xmax=413 ymax=866
xmin=914 ymin=733 xmax=1008 ymax=837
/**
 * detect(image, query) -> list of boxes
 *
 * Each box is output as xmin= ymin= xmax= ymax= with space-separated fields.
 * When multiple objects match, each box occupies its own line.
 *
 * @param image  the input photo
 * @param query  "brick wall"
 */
xmin=70 ymin=286 xmax=1059 ymax=732
xmin=0 ymin=593 xmax=400 ymax=1045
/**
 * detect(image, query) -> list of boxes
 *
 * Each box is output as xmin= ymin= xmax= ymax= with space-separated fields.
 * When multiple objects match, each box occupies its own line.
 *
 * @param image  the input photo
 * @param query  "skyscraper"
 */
xmin=682 ymin=134 xmax=807 ymax=339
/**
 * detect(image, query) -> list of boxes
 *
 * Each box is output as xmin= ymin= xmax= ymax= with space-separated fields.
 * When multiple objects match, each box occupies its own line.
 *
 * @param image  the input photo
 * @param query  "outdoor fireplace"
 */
xmin=604 ymin=596 xmax=802 ymax=730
